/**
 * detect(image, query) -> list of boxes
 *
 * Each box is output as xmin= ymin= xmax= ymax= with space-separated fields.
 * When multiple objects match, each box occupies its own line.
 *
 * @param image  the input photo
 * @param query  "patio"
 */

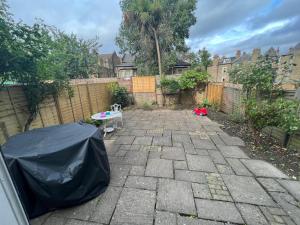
xmin=31 ymin=109 xmax=300 ymax=225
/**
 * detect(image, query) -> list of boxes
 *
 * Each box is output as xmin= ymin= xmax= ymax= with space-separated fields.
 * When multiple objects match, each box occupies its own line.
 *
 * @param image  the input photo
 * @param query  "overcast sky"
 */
xmin=7 ymin=0 xmax=300 ymax=56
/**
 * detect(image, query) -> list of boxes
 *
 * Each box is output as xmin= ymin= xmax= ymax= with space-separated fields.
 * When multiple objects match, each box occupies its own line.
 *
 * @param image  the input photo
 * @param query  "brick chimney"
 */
xmin=252 ymin=48 xmax=261 ymax=62
xmin=236 ymin=50 xmax=241 ymax=59
xmin=213 ymin=55 xmax=220 ymax=66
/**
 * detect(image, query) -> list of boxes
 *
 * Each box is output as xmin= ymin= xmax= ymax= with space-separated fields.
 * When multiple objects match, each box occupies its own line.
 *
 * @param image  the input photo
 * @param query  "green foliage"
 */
xmin=199 ymin=48 xmax=212 ymax=71
xmin=179 ymin=70 xmax=209 ymax=90
xmin=84 ymin=118 xmax=103 ymax=127
xmin=0 ymin=0 xmax=101 ymax=130
xmin=141 ymin=102 xmax=152 ymax=110
xmin=246 ymin=98 xmax=300 ymax=134
xmin=197 ymin=98 xmax=211 ymax=108
xmin=109 ymin=83 xmax=129 ymax=107
xmin=116 ymin=0 xmax=197 ymax=75
xmin=229 ymin=57 xmax=278 ymax=98
xmin=160 ymin=78 xmax=180 ymax=94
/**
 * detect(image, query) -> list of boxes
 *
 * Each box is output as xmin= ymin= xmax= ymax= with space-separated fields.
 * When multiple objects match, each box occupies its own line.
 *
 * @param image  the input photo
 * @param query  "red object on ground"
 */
xmin=193 ymin=107 xmax=208 ymax=116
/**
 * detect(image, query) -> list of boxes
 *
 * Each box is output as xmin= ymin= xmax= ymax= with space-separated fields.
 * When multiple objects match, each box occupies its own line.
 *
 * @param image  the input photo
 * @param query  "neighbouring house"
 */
xmin=98 ymin=51 xmax=121 ymax=77
xmin=167 ymin=60 xmax=191 ymax=75
xmin=115 ymin=54 xmax=137 ymax=78
xmin=207 ymin=43 xmax=300 ymax=90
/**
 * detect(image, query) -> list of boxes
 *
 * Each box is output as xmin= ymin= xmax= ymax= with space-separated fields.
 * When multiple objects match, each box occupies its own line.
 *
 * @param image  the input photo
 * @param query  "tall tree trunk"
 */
xmin=152 ymin=28 xmax=162 ymax=78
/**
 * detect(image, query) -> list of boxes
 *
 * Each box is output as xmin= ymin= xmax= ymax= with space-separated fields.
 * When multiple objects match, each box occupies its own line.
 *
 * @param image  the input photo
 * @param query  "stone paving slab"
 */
xmin=236 ymin=203 xmax=269 ymax=225
xmin=32 ymin=109 xmax=300 ymax=225
xmin=177 ymin=215 xmax=225 ymax=225
xmin=257 ymin=178 xmax=287 ymax=193
xmin=217 ymin=145 xmax=249 ymax=159
xmin=175 ymin=170 xmax=206 ymax=183
xmin=157 ymin=179 xmax=196 ymax=215
xmin=155 ymin=211 xmax=176 ymax=225
xmin=241 ymin=159 xmax=289 ymax=178
xmin=277 ymin=180 xmax=300 ymax=201
xmin=152 ymin=136 xmax=172 ymax=146
xmin=222 ymin=174 xmax=276 ymax=206
xmin=125 ymin=175 xmax=157 ymax=190
xmin=174 ymin=160 xmax=188 ymax=170
xmin=110 ymin=188 xmax=155 ymax=225
xmin=192 ymin=183 xmax=212 ymax=199
xmin=145 ymin=158 xmax=173 ymax=178
xmin=226 ymin=158 xmax=253 ymax=176
xmin=269 ymin=192 xmax=300 ymax=225
xmin=195 ymin=199 xmax=244 ymax=224
xmin=89 ymin=186 xmax=122 ymax=224
xmin=186 ymin=154 xmax=217 ymax=173
xmin=132 ymin=136 xmax=153 ymax=145
xmin=161 ymin=146 xmax=185 ymax=160
xmin=191 ymin=139 xmax=216 ymax=150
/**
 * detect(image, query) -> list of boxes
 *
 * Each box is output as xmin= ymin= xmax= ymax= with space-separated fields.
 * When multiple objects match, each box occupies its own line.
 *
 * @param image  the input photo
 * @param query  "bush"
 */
xmin=160 ymin=78 xmax=180 ymax=94
xmin=246 ymin=98 xmax=300 ymax=134
xmin=198 ymin=98 xmax=211 ymax=108
xmin=179 ymin=70 xmax=209 ymax=90
xmin=109 ymin=83 xmax=129 ymax=107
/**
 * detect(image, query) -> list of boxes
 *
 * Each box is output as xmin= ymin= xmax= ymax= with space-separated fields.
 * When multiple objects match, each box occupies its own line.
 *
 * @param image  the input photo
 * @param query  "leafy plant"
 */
xmin=160 ymin=78 xmax=180 ymax=94
xmin=109 ymin=83 xmax=129 ymax=107
xmin=198 ymin=98 xmax=211 ymax=108
xmin=246 ymin=98 xmax=300 ymax=134
xmin=0 ymin=1 xmax=101 ymax=130
xmin=141 ymin=102 xmax=152 ymax=110
xmin=179 ymin=70 xmax=209 ymax=90
xmin=84 ymin=118 xmax=103 ymax=127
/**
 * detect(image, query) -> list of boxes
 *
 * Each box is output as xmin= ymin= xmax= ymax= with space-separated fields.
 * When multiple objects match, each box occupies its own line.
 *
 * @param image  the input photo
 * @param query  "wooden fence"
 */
xmin=0 ymin=81 xmax=114 ymax=144
xmin=205 ymin=83 xmax=224 ymax=106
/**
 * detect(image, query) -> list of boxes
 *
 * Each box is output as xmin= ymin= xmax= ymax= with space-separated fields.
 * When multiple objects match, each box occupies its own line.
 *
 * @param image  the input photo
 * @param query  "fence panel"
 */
xmin=57 ymin=90 xmax=75 ymax=124
xmin=221 ymin=84 xmax=244 ymax=114
xmin=206 ymin=83 xmax=224 ymax=105
xmin=132 ymin=76 xmax=156 ymax=93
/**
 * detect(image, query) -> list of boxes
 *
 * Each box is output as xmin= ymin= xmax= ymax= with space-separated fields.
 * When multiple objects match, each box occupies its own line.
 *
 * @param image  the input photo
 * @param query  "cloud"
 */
xmin=7 ymin=0 xmax=300 ymax=56
xmin=188 ymin=0 xmax=300 ymax=56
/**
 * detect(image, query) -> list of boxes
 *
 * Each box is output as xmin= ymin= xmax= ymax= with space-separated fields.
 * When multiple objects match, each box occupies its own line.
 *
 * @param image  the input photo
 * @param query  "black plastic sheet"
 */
xmin=2 ymin=122 xmax=110 ymax=218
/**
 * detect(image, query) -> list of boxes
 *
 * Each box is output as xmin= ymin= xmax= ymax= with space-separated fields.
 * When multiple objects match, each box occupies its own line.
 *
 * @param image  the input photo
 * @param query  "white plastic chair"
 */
xmin=110 ymin=103 xmax=123 ymax=128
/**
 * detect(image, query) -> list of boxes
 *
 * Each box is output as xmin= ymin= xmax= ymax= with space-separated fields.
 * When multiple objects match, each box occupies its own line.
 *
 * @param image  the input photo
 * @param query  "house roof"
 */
xmin=122 ymin=54 xmax=135 ymax=63
xmin=115 ymin=62 xmax=137 ymax=68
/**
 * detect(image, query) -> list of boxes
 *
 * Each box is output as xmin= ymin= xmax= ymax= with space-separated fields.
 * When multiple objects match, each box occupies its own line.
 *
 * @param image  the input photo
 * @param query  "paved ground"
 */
xmin=31 ymin=110 xmax=300 ymax=225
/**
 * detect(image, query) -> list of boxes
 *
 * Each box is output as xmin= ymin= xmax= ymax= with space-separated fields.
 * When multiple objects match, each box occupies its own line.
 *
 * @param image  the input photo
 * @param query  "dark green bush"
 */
xmin=179 ymin=70 xmax=209 ymax=90
xmin=246 ymin=98 xmax=300 ymax=134
xmin=110 ymin=83 xmax=129 ymax=107
xmin=160 ymin=78 xmax=180 ymax=94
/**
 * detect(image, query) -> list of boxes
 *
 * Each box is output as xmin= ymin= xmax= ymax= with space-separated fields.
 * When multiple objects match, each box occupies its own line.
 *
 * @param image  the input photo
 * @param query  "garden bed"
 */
xmin=208 ymin=111 xmax=299 ymax=180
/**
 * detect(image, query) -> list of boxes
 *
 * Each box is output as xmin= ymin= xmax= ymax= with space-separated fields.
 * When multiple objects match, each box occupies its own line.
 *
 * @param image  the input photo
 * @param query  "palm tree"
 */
xmin=124 ymin=0 xmax=163 ymax=77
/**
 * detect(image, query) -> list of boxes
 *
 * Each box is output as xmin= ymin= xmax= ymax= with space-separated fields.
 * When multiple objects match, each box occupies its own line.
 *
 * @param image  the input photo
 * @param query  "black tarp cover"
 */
xmin=2 ymin=122 xmax=110 ymax=218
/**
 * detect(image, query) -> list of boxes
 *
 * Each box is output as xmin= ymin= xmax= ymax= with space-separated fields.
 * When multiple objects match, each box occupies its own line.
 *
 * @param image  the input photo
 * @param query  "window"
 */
xmin=222 ymin=67 xmax=227 ymax=74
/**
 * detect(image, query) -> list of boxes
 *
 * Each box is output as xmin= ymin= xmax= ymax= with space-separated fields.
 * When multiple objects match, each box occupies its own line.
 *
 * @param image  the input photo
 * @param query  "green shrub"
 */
xmin=198 ymin=98 xmax=211 ymax=108
xmin=246 ymin=98 xmax=300 ymax=134
xmin=109 ymin=83 xmax=129 ymax=107
xmin=142 ymin=102 xmax=152 ymax=110
xmin=84 ymin=118 xmax=103 ymax=127
xmin=160 ymin=78 xmax=180 ymax=94
xmin=179 ymin=70 xmax=209 ymax=90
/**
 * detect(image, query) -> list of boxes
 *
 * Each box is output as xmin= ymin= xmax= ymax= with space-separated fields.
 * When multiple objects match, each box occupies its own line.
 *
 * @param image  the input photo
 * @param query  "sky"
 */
xmin=7 ymin=0 xmax=300 ymax=57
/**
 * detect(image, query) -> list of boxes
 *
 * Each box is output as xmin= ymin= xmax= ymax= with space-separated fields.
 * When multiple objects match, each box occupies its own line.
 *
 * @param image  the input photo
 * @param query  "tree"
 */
xmin=116 ymin=0 xmax=196 ymax=77
xmin=199 ymin=48 xmax=212 ymax=71
xmin=0 ymin=0 xmax=101 ymax=130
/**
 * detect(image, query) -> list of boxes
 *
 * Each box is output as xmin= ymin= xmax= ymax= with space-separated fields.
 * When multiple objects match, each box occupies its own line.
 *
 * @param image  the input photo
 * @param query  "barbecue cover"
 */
xmin=2 ymin=122 xmax=110 ymax=218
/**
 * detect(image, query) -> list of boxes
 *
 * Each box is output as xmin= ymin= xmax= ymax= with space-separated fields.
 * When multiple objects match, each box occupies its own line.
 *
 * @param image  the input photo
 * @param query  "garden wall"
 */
xmin=0 ymin=79 xmax=114 ymax=144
